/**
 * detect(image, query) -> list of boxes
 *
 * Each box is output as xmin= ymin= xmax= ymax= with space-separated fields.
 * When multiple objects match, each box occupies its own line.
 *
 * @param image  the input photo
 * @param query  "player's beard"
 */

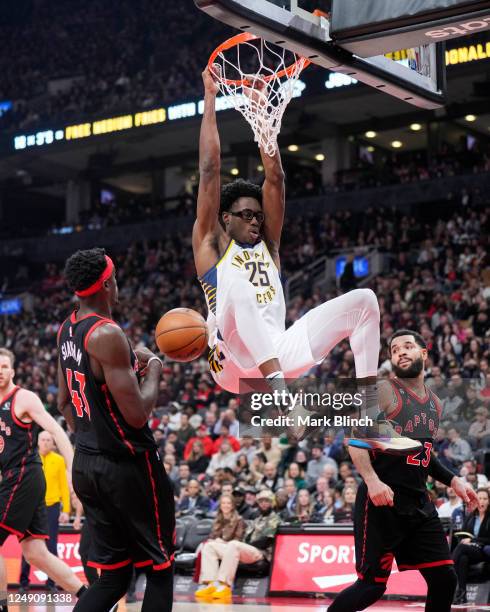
xmin=392 ymin=357 xmax=424 ymax=378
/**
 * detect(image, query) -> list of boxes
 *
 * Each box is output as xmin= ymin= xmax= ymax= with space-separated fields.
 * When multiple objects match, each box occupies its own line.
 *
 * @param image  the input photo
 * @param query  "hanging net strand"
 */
xmin=208 ymin=33 xmax=310 ymax=156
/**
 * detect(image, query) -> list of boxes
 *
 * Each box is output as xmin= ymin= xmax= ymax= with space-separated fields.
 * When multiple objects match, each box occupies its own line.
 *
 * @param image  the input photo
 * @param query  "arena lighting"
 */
xmin=325 ymin=72 xmax=358 ymax=89
xmin=410 ymin=123 xmax=422 ymax=131
xmin=257 ymin=165 xmax=264 ymax=171
xmin=365 ymin=131 xmax=376 ymax=138
xmin=391 ymin=140 xmax=403 ymax=148
xmin=367 ymin=146 xmax=375 ymax=152
xmin=465 ymin=114 xmax=477 ymax=122
xmin=230 ymin=168 xmax=239 ymax=175
xmin=288 ymin=144 xmax=299 ymax=152
xmin=315 ymin=153 xmax=325 ymax=161
xmin=14 ymin=108 xmax=167 ymax=150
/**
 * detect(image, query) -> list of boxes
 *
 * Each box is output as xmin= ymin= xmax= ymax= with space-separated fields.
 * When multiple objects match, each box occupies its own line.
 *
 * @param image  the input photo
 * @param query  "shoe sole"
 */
xmin=348 ymin=438 xmax=422 ymax=456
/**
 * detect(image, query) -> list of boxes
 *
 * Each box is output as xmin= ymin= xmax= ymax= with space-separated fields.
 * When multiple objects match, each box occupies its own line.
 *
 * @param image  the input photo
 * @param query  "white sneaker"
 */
xmin=348 ymin=420 xmax=422 ymax=455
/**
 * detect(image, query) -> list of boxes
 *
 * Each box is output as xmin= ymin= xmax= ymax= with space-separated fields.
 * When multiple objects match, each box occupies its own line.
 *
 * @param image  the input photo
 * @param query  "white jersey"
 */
xmin=199 ymin=238 xmax=286 ymax=351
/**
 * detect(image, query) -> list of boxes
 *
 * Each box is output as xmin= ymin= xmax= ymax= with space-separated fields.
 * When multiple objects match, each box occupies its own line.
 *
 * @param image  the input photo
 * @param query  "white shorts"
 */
xmin=209 ymin=313 xmax=317 ymax=394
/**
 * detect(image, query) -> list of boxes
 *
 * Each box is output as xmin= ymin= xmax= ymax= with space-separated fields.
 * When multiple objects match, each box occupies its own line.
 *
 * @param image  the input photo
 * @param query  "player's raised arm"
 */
xmin=193 ymin=66 xmax=221 ymax=252
xmin=259 ymin=145 xmax=285 ymax=267
xmin=87 ymin=323 xmax=162 ymax=429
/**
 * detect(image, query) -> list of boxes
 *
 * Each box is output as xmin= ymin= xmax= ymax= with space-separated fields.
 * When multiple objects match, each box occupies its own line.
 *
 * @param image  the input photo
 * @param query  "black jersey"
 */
xmin=371 ymin=378 xmax=442 ymax=496
xmin=0 ymin=386 xmax=40 ymax=474
xmin=58 ymin=311 xmax=156 ymax=456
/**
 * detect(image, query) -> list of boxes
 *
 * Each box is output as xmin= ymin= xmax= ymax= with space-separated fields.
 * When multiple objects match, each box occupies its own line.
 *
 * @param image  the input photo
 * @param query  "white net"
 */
xmin=210 ymin=34 xmax=310 ymax=156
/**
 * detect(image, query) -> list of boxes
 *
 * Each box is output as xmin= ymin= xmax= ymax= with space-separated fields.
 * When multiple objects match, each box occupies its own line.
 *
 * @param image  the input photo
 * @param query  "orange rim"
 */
xmin=207 ymin=31 xmax=310 ymax=86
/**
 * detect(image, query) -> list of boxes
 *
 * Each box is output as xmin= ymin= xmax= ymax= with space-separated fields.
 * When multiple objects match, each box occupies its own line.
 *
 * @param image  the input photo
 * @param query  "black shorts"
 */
xmin=354 ymin=482 xmax=453 ymax=584
xmin=73 ymin=449 xmax=175 ymax=571
xmin=0 ymin=463 xmax=48 ymax=545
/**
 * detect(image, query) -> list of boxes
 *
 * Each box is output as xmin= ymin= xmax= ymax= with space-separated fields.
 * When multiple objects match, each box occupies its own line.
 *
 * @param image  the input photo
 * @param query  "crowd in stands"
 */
xmin=1 ymin=187 xmax=488 ymax=546
xmin=0 ymin=0 xmax=233 ymax=132
xmin=42 ymin=144 xmax=489 ymax=239
xmin=337 ymin=144 xmax=490 ymax=191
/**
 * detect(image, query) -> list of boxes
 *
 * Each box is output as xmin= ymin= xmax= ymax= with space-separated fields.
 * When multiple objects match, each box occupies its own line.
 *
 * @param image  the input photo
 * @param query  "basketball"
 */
xmin=155 ymin=308 xmax=208 ymax=362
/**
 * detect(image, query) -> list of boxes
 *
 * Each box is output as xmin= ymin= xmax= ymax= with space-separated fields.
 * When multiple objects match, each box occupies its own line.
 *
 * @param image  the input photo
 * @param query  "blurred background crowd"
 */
xmin=1 ymin=189 xmax=488 ymax=533
xmin=0 ymin=0 xmax=489 ymax=596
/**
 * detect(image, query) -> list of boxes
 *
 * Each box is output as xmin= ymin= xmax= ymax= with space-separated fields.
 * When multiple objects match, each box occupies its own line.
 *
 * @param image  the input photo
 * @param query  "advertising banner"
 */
xmin=270 ymin=533 xmax=427 ymax=597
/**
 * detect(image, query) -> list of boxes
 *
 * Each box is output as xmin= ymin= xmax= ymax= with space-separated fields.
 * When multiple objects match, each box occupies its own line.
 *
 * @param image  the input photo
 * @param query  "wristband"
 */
xmin=147 ymin=356 xmax=163 ymax=369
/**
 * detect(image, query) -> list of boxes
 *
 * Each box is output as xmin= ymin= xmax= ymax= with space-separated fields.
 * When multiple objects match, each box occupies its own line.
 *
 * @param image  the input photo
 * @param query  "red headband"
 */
xmin=75 ymin=255 xmax=114 ymax=297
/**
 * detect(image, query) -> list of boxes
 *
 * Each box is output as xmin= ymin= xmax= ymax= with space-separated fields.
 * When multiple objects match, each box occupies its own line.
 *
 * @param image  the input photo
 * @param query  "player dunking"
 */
xmin=328 ymin=329 xmax=478 ymax=612
xmin=57 ymin=248 xmax=175 ymax=612
xmin=0 ymin=348 xmax=86 ymax=612
xmin=193 ymin=67 xmax=418 ymax=453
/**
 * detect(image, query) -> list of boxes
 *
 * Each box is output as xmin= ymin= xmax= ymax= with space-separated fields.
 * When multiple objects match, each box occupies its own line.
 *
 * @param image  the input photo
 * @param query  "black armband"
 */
xmin=428 ymin=453 xmax=456 ymax=487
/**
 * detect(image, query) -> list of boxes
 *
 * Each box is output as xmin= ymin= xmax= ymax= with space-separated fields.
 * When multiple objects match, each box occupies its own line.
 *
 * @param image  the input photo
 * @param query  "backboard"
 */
xmin=195 ymin=0 xmax=447 ymax=109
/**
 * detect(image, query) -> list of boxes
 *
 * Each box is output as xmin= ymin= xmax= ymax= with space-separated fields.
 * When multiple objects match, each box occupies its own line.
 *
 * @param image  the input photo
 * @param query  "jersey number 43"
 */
xmin=66 ymin=369 xmax=91 ymax=419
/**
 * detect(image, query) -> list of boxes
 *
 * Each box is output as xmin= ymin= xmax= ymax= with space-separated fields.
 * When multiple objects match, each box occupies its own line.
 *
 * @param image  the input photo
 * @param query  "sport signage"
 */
xmin=269 ymin=533 xmax=427 ymax=596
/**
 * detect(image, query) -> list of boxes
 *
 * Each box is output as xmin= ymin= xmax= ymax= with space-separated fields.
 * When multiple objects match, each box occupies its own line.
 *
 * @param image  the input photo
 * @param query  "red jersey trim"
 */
xmin=21 ymin=530 xmax=49 ymax=541
xmin=153 ymin=558 xmax=174 ymax=571
xmin=84 ymin=319 xmax=116 ymax=351
xmin=145 ymin=450 xmax=169 ymax=562
xmin=10 ymin=390 xmax=32 ymax=430
xmin=57 ymin=318 xmax=69 ymax=346
xmin=0 ymin=521 xmax=24 ymax=538
xmin=71 ymin=311 xmax=97 ymax=324
xmin=2 ymin=425 xmax=33 ymax=523
xmin=87 ymin=559 xmax=132 ymax=570
xmin=398 ymin=559 xmax=453 ymax=570
xmin=429 ymin=389 xmax=443 ymax=418
xmin=374 ymin=575 xmax=389 ymax=583
xmin=0 ymin=385 xmax=20 ymax=407
xmin=394 ymin=378 xmax=429 ymax=403
xmin=360 ymin=494 xmax=370 ymax=571
xmin=101 ymin=385 xmax=136 ymax=455
xmin=134 ymin=560 xmax=154 ymax=568
xmin=134 ymin=555 xmax=175 ymax=571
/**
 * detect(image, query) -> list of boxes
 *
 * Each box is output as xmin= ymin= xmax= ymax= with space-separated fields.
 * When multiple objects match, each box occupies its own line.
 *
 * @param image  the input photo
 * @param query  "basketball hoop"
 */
xmin=208 ymin=32 xmax=310 ymax=156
